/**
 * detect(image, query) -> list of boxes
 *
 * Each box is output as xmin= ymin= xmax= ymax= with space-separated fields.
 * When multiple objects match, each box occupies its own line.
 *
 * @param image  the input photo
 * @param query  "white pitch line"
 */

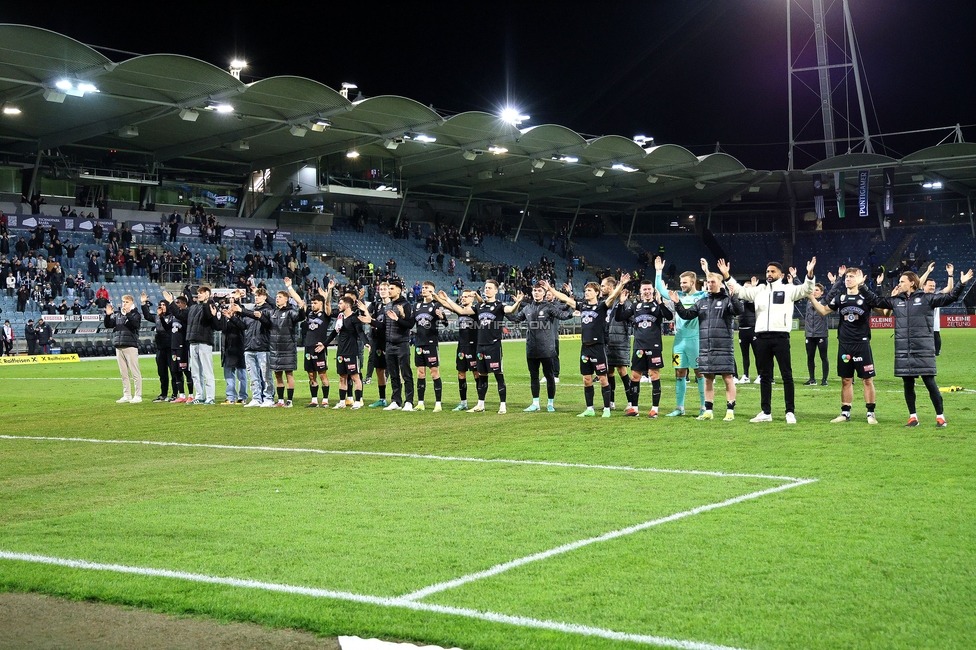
xmin=400 ymin=479 xmax=816 ymax=602
xmin=0 ymin=551 xmax=750 ymax=650
xmin=0 ymin=435 xmax=811 ymax=482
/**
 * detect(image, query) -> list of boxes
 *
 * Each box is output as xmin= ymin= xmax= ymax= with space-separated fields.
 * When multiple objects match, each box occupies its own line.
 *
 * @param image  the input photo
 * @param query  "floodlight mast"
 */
xmin=787 ymin=0 xmax=873 ymax=171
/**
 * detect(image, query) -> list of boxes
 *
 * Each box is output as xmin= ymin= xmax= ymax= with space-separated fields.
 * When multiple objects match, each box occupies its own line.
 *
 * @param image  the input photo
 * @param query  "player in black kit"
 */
xmin=436 ymin=288 xmax=479 ymax=411
xmin=614 ymin=275 xmax=672 ymax=418
xmin=437 ymin=280 xmax=519 ymax=413
xmin=549 ymin=279 xmax=629 ymax=417
xmin=363 ymin=282 xmax=389 ymax=407
xmin=324 ymin=294 xmax=369 ymax=408
xmin=413 ymin=281 xmax=447 ymax=411
xmin=303 ymin=283 xmax=334 ymax=407
xmin=808 ymin=267 xmax=879 ymax=424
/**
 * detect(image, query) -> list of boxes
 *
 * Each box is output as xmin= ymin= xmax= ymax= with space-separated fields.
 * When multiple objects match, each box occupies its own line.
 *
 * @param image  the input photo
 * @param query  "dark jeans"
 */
xmin=805 ymin=336 xmax=829 ymax=380
xmin=754 ymin=332 xmax=795 ymax=415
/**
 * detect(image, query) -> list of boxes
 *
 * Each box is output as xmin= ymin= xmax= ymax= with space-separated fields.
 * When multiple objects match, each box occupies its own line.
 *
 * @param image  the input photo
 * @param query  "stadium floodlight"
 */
xmin=77 ymin=82 xmax=99 ymax=94
xmin=748 ymin=185 xmax=761 ymax=193
xmin=611 ymin=163 xmax=638 ymax=173
xmin=383 ymin=138 xmax=401 ymax=150
xmin=179 ymin=108 xmax=199 ymax=122
xmin=55 ymin=79 xmax=73 ymax=91
xmin=413 ymin=134 xmax=436 ymax=143
xmin=554 ymin=155 xmax=578 ymax=163
xmin=646 ymin=174 xmax=659 ymax=184
xmin=531 ymin=159 xmax=545 ymax=169
xmin=592 ymin=167 xmax=606 ymax=177
xmin=695 ymin=181 xmax=706 ymax=190
xmin=340 ymin=82 xmax=358 ymax=99
xmin=922 ymin=181 xmax=943 ymax=189
xmin=229 ymin=59 xmax=247 ymax=79
xmin=346 ymin=150 xmax=360 ymax=158
xmin=500 ymin=107 xmax=529 ymax=126
xmin=2 ymin=104 xmax=22 ymax=115
xmin=206 ymin=101 xmax=234 ymax=113
xmin=309 ymin=119 xmax=331 ymax=132
xmin=289 ymin=125 xmax=308 ymax=137
xmin=488 ymin=145 xmax=508 ymax=154
xmin=462 ymin=150 xmax=480 ymax=161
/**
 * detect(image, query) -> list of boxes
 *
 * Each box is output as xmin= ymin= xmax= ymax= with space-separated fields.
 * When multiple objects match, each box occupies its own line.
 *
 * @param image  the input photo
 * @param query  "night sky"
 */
xmin=4 ymin=1 xmax=975 ymax=171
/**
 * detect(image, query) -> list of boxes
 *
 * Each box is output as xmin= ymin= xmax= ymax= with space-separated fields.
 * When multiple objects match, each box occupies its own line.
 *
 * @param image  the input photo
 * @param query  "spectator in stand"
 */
xmin=1 ymin=320 xmax=14 ymax=356
xmin=105 ymin=295 xmax=143 ymax=403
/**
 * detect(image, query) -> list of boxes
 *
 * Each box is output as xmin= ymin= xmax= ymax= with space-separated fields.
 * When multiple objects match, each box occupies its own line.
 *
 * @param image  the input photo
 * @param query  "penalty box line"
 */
xmin=0 ymin=550 xmax=751 ymax=650
xmin=400 ymin=478 xmax=816 ymax=602
xmin=0 ymin=435 xmax=810 ymax=482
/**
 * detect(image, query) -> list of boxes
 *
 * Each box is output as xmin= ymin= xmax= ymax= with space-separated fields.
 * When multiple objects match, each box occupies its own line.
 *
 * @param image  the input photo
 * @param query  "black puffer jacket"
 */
xmin=672 ymin=289 xmax=743 ymax=374
xmin=242 ymin=305 xmax=272 ymax=352
xmin=506 ymin=300 xmax=573 ymax=358
xmin=870 ymin=282 xmax=967 ymax=376
xmin=105 ymin=308 xmax=141 ymax=348
xmin=269 ymin=305 xmax=305 ymax=371
xmin=221 ymin=314 xmax=247 ymax=369
xmin=384 ymin=295 xmax=413 ymax=347
xmin=142 ymin=303 xmax=172 ymax=348
xmin=185 ymin=300 xmax=217 ymax=345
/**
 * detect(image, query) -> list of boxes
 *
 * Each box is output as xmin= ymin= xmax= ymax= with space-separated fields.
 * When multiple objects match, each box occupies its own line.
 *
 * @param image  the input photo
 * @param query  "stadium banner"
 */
xmin=813 ymin=174 xmax=825 ymax=220
xmin=870 ymin=315 xmax=975 ymax=328
xmin=37 ymin=315 xmax=65 ymax=322
xmin=80 ymin=314 xmax=102 ymax=321
xmin=835 ymin=171 xmax=846 ymax=218
xmin=857 ymin=170 xmax=870 ymax=217
xmin=941 ymin=314 xmax=976 ymax=327
xmin=5 ymin=215 xmax=118 ymax=233
xmin=0 ymin=354 xmax=80 ymax=365
xmin=883 ymin=168 xmax=895 ymax=215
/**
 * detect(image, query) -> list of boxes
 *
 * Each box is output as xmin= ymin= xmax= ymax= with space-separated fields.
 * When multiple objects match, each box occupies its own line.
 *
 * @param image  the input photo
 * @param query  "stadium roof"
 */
xmin=0 ymin=23 xmax=973 ymax=218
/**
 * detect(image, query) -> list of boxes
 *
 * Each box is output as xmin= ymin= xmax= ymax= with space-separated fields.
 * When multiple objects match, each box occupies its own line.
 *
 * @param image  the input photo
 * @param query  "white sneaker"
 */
xmin=554 ymin=377 xmax=560 ymax=384
xmin=261 ymin=399 xmax=275 ymax=408
xmin=640 ymin=375 xmax=651 ymax=383
xmin=785 ymin=412 xmax=797 ymax=424
xmin=749 ymin=412 xmax=773 ymax=423
xmin=383 ymin=402 xmax=402 ymax=411
xmin=497 ymin=405 xmax=507 ymax=414
xmin=402 ymin=403 xmax=414 ymax=412
xmin=116 ymin=396 xmax=131 ymax=403
xmin=129 ymin=396 xmax=142 ymax=404
xmin=753 ymin=376 xmax=762 ymax=384
xmin=540 ymin=376 xmax=547 ymax=383
xmin=332 ymin=401 xmax=346 ymax=409
xmin=351 ymin=401 xmax=363 ymax=410
xmin=244 ymin=399 xmax=261 ymax=408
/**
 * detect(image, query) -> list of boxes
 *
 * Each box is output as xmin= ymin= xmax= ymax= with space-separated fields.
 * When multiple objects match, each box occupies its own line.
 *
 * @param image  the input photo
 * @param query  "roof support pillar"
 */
xmin=26 ymin=150 xmax=41 ymax=201
xmin=968 ymin=194 xmax=975 ymax=238
xmin=394 ymin=189 xmax=410 ymax=228
xmin=875 ymin=198 xmax=887 ymax=242
xmin=457 ymin=189 xmax=474 ymax=233
xmin=626 ymin=206 xmax=638 ymax=247
xmin=513 ymin=197 xmax=530 ymax=243
xmin=568 ymin=201 xmax=582 ymax=245
xmin=706 ymin=208 xmax=712 ymax=232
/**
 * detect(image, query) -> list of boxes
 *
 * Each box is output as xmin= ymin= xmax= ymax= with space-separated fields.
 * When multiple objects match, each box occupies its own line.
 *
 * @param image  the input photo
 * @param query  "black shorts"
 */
xmin=304 ymin=348 xmax=328 ymax=373
xmin=838 ymin=343 xmax=876 ymax=379
xmin=476 ymin=344 xmax=502 ymax=374
xmin=456 ymin=346 xmax=477 ymax=373
xmin=336 ymin=353 xmax=360 ymax=376
xmin=580 ymin=344 xmax=609 ymax=376
xmin=414 ymin=345 xmax=440 ymax=368
xmin=369 ymin=347 xmax=387 ymax=370
xmin=171 ymin=348 xmax=188 ymax=370
xmin=631 ymin=347 xmax=665 ymax=372
xmin=739 ymin=328 xmax=755 ymax=344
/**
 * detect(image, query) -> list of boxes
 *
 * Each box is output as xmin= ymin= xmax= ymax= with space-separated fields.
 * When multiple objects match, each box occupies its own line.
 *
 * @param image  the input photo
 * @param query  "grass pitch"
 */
xmin=1 ymin=330 xmax=975 ymax=650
